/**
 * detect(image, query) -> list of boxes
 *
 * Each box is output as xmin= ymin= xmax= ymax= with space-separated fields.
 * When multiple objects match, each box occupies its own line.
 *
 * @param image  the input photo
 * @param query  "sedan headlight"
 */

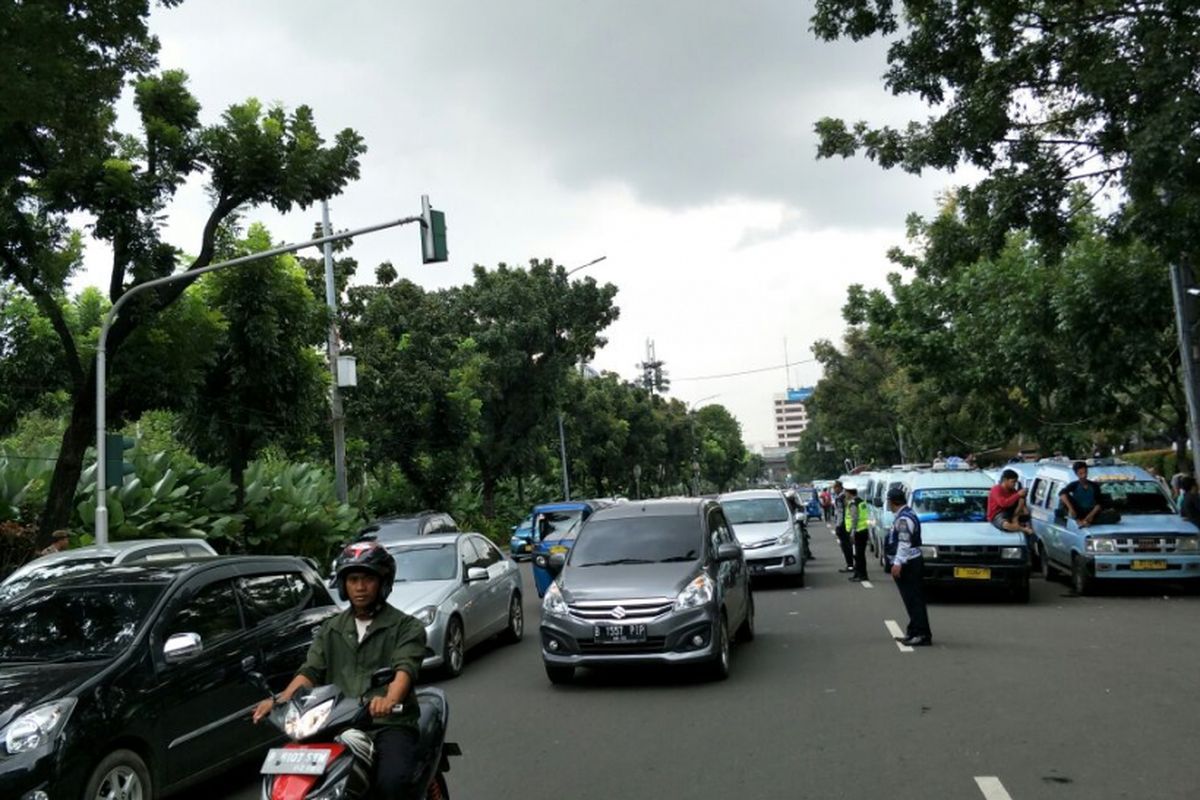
xmin=919 ymin=546 xmax=938 ymax=560
xmin=3 ymin=698 xmax=76 ymax=754
xmin=542 ymin=583 xmax=569 ymax=617
xmin=1000 ymin=547 xmax=1025 ymax=560
xmin=777 ymin=529 xmax=796 ymax=545
xmin=1177 ymin=537 xmax=1200 ymax=552
xmin=1086 ymin=537 xmax=1117 ymax=554
xmin=284 ymin=698 xmax=334 ymax=740
xmin=674 ymin=574 xmax=715 ymax=611
xmin=412 ymin=605 xmax=437 ymax=626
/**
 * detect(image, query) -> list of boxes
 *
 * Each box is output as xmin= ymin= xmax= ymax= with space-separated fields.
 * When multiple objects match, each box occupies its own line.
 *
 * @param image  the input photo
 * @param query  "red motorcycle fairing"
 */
xmin=270 ymin=743 xmax=347 ymax=800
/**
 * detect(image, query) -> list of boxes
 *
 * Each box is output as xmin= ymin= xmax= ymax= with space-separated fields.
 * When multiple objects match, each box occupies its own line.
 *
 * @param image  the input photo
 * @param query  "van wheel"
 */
xmin=736 ymin=596 xmax=755 ymax=642
xmin=1072 ymin=555 xmax=1095 ymax=596
xmin=704 ymin=614 xmax=731 ymax=681
xmin=85 ymin=749 xmax=151 ymax=800
xmin=1040 ymin=544 xmax=1060 ymax=581
xmin=545 ymin=664 xmax=574 ymax=684
xmin=501 ymin=593 xmax=523 ymax=644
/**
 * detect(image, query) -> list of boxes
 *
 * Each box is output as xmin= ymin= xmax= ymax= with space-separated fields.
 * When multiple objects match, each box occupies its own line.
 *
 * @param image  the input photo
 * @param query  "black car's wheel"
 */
xmin=442 ymin=616 xmax=465 ymax=678
xmin=1072 ymin=555 xmax=1095 ymax=596
xmin=501 ymin=592 xmax=524 ymax=644
xmin=85 ymin=748 xmax=151 ymax=800
xmin=1040 ymin=543 xmax=1060 ymax=582
xmin=705 ymin=614 xmax=731 ymax=681
xmin=736 ymin=595 xmax=755 ymax=642
xmin=545 ymin=663 xmax=574 ymax=684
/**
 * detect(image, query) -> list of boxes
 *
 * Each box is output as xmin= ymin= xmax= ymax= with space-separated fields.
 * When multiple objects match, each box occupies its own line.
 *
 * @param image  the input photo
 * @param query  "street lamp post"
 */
xmin=94 ymin=208 xmax=433 ymax=544
xmin=633 ymin=464 xmax=642 ymax=500
xmin=556 ymin=256 xmax=607 ymax=501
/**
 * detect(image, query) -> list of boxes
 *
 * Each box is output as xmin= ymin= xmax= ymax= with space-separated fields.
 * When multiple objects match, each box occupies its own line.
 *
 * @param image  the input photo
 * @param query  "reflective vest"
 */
xmin=844 ymin=499 xmax=870 ymax=533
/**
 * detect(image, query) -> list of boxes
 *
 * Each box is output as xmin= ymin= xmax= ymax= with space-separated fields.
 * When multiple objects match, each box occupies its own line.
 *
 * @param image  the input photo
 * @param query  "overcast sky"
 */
xmin=73 ymin=0 xmax=964 ymax=448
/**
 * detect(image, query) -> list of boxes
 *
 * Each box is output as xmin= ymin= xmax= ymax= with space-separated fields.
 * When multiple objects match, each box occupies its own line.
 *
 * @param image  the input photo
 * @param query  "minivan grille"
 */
xmin=567 ymin=597 xmax=675 ymax=621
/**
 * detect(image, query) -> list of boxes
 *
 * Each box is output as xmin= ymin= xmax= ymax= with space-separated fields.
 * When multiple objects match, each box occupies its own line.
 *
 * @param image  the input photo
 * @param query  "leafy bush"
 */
xmin=238 ymin=460 xmax=363 ymax=566
xmin=1124 ymin=449 xmax=1191 ymax=478
xmin=0 ymin=448 xmax=55 ymax=525
xmin=0 ymin=521 xmax=39 ymax=578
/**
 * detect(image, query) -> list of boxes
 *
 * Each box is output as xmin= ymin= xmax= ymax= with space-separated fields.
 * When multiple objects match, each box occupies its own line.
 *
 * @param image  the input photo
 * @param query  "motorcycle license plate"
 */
xmin=593 ymin=624 xmax=647 ymax=643
xmin=260 ymin=748 xmax=331 ymax=776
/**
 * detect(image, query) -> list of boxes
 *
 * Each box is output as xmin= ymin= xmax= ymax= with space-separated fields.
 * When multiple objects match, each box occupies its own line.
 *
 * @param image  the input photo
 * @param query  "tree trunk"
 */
xmin=39 ymin=371 xmax=97 ymax=543
xmin=516 ymin=474 xmax=525 ymax=507
xmin=482 ymin=473 xmax=497 ymax=519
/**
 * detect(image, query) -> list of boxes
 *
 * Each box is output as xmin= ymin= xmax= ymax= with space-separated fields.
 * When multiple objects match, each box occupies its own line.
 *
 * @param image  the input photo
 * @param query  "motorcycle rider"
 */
xmin=254 ymin=541 xmax=428 ymax=799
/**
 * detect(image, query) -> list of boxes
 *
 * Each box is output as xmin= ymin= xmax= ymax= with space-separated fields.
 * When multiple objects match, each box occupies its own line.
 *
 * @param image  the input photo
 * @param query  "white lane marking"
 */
xmin=861 ymin=581 xmax=874 ymax=589
xmin=884 ymin=620 xmax=913 ymax=652
xmin=974 ymin=777 xmax=1014 ymax=800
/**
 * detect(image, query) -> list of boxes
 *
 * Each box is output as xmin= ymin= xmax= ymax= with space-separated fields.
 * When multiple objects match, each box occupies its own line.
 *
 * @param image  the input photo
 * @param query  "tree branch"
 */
xmin=0 ymin=246 xmax=85 ymax=389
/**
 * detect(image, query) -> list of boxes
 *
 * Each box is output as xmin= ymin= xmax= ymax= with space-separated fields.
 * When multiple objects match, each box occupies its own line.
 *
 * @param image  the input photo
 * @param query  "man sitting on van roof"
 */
xmin=987 ymin=469 xmax=1033 ymax=535
xmin=1059 ymin=461 xmax=1105 ymax=527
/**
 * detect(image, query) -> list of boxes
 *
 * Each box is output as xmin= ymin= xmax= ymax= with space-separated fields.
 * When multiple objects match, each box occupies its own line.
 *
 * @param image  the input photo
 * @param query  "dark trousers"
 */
xmin=893 ymin=557 xmax=932 ymax=640
xmin=853 ymin=530 xmax=869 ymax=578
xmin=373 ymin=727 xmax=421 ymax=800
xmin=836 ymin=528 xmax=853 ymax=568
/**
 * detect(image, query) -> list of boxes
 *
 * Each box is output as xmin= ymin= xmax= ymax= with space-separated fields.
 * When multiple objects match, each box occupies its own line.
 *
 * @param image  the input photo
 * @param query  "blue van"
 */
xmin=530 ymin=499 xmax=622 ymax=597
xmin=1027 ymin=459 xmax=1200 ymax=595
xmin=900 ymin=464 xmax=1032 ymax=601
xmin=509 ymin=514 xmax=535 ymax=560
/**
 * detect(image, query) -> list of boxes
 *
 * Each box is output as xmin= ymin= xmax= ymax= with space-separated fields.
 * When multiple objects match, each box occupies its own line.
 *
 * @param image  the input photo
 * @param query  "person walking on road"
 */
xmin=885 ymin=487 xmax=932 ymax=647
xmin=845 ymin=485 xmax=870 ymax=582
xmin=832 ymin=480 xmax=854 ymax=572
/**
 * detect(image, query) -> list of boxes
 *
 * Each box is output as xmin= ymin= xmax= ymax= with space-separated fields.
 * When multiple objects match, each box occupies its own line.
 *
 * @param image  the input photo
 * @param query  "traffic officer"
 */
xmin=832 ymin=480 xmax=853 ymax=572
xmin=885 ymin=487 xmax=932 ymax=646
xmin=844 ymin=484 xmax=870 ymax=582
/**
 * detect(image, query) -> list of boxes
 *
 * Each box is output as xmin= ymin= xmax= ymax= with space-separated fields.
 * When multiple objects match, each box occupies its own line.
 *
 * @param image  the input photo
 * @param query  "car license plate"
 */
xmin=260 ymin=748 xmax=330 ymax=776
xmin=549 ymin=545 xmax=568 ymax=555
xmin=749 ymin=563 xmax=766 ymax=574
xmin=1131 ymin=560 xmax=1168 ymax=570
xmin=953 ymin=567 xmax=991 ymax=580
xmin=593 ymin=624 xmax=647 ymax=643
xmin=522 ymin=543 xmax=531 ymax=552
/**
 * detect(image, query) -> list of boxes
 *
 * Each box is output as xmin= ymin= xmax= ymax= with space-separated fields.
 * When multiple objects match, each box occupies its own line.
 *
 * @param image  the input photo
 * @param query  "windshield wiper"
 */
xmin=577 ymin=558 xmax=654 ymax=567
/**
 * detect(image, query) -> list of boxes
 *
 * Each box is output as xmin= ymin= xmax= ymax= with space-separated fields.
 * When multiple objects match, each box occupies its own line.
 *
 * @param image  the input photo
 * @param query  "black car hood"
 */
xmin=562 ymin=562 xmax=699 ymax=601
xmin=0 ymin=662 xmax=97 ymax=729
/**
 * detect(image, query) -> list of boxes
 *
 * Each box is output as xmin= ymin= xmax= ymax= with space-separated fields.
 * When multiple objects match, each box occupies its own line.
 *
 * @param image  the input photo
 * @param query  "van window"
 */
xmin=1031 ymin=479 xmax=1047 ymax=508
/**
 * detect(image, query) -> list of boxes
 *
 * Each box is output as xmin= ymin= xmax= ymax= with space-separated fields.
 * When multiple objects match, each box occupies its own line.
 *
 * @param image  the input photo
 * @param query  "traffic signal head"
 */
xmin=105 ymin=434 xmax=136 ymax=489
xmin=421 ymin=195 xmax=448 ymax=263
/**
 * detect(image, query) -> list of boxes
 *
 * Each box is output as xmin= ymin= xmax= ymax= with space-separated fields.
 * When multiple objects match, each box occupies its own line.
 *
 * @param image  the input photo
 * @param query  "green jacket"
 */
xmin=298 ymin=604 xmax=427 ymax=729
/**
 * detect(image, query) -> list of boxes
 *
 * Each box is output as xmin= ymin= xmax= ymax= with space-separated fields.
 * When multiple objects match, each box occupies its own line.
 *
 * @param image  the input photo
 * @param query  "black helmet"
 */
xmin=334 ymin=541 xmax=396 ymax=608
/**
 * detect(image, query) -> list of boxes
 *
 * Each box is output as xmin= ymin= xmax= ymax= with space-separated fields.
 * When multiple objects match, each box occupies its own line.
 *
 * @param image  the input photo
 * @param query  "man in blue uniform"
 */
xmin=885 ymin=487 xmax=932 ymax=647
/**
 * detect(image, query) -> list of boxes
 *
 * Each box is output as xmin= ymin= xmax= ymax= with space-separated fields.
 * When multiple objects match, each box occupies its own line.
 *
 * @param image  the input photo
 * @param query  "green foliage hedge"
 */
xmin=1122 ymin=449 xmax=1192 ymax=478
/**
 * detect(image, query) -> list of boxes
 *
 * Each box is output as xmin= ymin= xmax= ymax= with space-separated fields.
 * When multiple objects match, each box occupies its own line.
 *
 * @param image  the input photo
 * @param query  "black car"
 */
xmin=539 ymin=499 xmax=754 ymax=683
xmin=0 ymin=556 xmax=338 ymax=800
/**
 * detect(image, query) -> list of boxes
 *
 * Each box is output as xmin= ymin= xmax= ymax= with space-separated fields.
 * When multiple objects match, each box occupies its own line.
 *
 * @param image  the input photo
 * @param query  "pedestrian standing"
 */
xmin=885 ymin=487 xmax=932 ymax=647
xmin=832 ymin=481 xmax=853 ymax=572
xmin=38 ymin=529 xmax=71 ymax=558
xmin=820 ymin=489 xmax=832 ymax=522
xmin=1179 ymin=476 xmax=1200 ymax=529
xmin=845 ymin=485 xmax=870 ymax=582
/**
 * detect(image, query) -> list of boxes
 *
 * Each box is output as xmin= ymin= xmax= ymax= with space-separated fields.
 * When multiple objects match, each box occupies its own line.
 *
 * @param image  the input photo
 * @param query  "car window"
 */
xmin=441 ymin=515 xmax=458 ymax=532
xmin=0 ymin=584 xmax=164 ymax=661
xmin=1031 ymin=478 xmax=1048 ymax=508
xmin=184 ymin=544 xmax=213 ymax=557
xmin=388 ymin=543 xmax=459 ymax=581
xmin=722 ymin=497 xmax=790 ymax=524
xmin=474 ymin=537 xmax=503 ymax=567
xmin=132 ymin=546 xmax=186 ymax=563
xmin=459 ymin=539 xmax=481 ymax=569
xmin=165 ymin=578 xmax=243 ymax=649
xmin=236 ymin=573 xmax=312 ymax=626
xmin=572 ymin=515 xmax=702 ymax=565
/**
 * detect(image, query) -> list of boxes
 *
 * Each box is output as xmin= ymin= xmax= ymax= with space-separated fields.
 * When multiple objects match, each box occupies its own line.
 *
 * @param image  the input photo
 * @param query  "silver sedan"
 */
xmin=384 ymin=533 xmax=524 ymax=678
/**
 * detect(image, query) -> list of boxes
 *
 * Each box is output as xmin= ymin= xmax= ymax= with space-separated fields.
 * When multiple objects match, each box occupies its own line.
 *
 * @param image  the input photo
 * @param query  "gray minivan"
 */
xmin=539 ymin=499 xmax=753 ymax=684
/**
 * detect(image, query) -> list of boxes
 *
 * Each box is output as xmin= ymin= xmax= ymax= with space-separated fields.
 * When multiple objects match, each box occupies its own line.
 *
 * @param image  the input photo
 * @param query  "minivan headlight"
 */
xmin=3 ymin=698 xmax=76 ymax=754
xmin=284 ymin=698 xmax=334 ymax=740
xmin=1086 ymin=537 xmax=1117 ymax=554
xmin=674 ymin=574 xmax=715 ymax=611
xmin=919 ymin=546 xmax=938 ymax=560
xmin=777 ymin=529 xmax=796 ymax=545
xmin=1000 ymin=547 xmax=1025 ymax=560
xmin=1177 ymin=537 xmax=1199 ymax=552
xmin=542 ymin=583 xmax=569 ymax=617
xmin=412 ymin=605 xmax=437 ymax=626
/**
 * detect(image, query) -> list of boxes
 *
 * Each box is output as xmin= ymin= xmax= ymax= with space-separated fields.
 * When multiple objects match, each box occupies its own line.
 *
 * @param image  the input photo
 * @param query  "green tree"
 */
xmin=693 ymin=405 xmax=747 ymax=493
xmin=182 ymin=224 xmax=328 ymax=506
xmin=459 ymin=261 xmax=619 ymax=517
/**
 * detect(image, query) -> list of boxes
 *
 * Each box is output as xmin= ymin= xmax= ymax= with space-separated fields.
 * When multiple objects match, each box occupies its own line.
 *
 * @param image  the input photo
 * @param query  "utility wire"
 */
xmin=672 ymin=359 xmax=818 ymax=382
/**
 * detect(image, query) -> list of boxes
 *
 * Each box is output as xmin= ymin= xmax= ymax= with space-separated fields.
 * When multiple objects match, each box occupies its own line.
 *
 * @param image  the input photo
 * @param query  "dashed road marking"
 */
xmin=975 ymin=777 xmax=1014 ymax=800
xmin=861 ymin=580 xmax=873 ymax=589
xmin=884 ymin=619 xmax=913 ymax=652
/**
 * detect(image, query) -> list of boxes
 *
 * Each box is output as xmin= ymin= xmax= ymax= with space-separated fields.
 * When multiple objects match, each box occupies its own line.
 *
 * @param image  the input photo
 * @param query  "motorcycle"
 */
xmin=249 ymin=667 xmax=460 ymax=800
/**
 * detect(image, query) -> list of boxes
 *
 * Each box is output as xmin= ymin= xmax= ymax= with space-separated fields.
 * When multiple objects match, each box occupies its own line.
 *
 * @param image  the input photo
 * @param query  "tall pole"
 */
xmin=93 ymin=211 xmax=426 ymax=544
xmin=322 ymin=201 xmax=348 ymax=503
xmin=558 ymin=412 xmax=571 ymax=501
xmin=1169 ymin=260 xmax=1200 ymax=478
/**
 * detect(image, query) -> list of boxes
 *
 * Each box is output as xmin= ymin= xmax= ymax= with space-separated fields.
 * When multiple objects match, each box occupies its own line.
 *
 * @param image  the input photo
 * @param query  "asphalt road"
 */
xmin=186 ymin=522 xmax=1200 ymax=800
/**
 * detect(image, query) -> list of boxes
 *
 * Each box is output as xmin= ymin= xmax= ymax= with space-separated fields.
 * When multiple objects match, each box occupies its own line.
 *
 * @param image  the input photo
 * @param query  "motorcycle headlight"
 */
xmin=412 ymin=605 xmax=437 ymax=626
xmin=284 ymin=698 xmax=334 ymax=740
xmin=1000 ymin=547 xmax=1025 ymax=560
xmin=1086 ymin=537 xmax=1117 ymax=554
xmin=777 ymin=529 xmax=796 ymax=545
xmin=674 ymin=574 xmax=715 ymax=611
xmin=542 ymin=583 xmax=569 ymax=617
xmin=919 ymin=546 xmax=938 ymax=560
xmin=3 ymin=698 xmax=76 ymax=754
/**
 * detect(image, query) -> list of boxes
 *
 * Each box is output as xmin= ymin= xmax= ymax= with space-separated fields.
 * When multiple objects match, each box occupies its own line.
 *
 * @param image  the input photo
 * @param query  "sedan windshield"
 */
xmin=387 ymin=544 xmax=457 ymax=581
xmin=0 ymin=584 xmax=164 ymax=662
xmin=1098 ymin=480 xmax=1174 ymax=515
xmin=571 ymin=516 xmax=702 ymax=565
xmin=722 ymin=498 xmax=790 ymax=524
xmin=912 ymin=488 xmax=989 ymax=522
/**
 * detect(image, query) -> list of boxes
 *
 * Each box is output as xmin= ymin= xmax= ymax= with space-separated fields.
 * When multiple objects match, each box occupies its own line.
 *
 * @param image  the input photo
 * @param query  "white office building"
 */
xmin=773 ymin=388 xmax=813 ymax=447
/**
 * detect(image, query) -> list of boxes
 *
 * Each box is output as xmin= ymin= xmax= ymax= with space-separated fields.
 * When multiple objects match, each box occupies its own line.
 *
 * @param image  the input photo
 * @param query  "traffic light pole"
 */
xmin=321 ymin=201 xmax=348 ymax=503
xmin=93 ymin=210 xmax=431 ymax=544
